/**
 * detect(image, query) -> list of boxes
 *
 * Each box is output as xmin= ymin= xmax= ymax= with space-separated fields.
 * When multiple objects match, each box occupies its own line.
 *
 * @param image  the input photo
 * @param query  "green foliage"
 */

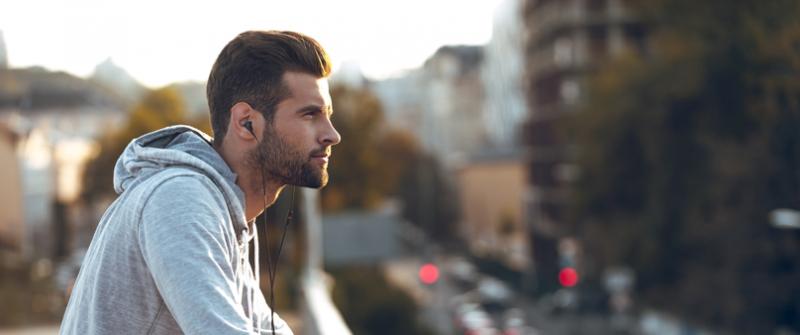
xmin=330 ymin=266 xmax=434 ymax=335
xmin=565 ymin=0 xmax=800 ymax=332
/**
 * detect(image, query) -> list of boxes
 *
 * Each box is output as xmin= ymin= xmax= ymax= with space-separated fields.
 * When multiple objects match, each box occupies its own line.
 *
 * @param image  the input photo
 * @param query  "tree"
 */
xmin=565 ymin=0 xmax=800 ymax=332
xmin=82 ymin=87 xmax=191 ymax=202
xmin=320 ymin=84 xmax=460 ymax=245
xmin=330 ymin=266 xmax=435 ymax=335
xmin=397 ymin=153 xmax=460 ymax=246
xmin=321 ymin=85 xmax=422 ymax=211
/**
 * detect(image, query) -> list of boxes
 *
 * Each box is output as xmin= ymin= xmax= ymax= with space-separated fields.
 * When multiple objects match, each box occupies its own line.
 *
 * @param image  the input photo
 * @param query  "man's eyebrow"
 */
xmin=296 ymin=105 xmax=333 ymax=116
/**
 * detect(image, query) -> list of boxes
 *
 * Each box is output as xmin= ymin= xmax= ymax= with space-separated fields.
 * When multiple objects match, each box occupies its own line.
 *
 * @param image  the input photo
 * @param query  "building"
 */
xmin=456 ymin=148 xmax=530 ymax=271
xmin=482 ymin=0 xmax=528 ymax=148
xmin=522 ymin=0 xmax=645 ymax=291
xmin=0 ymin=67 xmax=127 ymax=260
xmin=369 ymin=3 xmax=535 ymax=276
xmin=368 ymin=71 xmax=424 ymax=136
xmin=372 ymin=45 xmax=488 ymax=166
xmin=0 ymin=122 xmax=24 ymax=253
xmin=421 ymin=46 xmax=487 ymax=164
xmin=0 ymin=30 xmax=7 ymax=69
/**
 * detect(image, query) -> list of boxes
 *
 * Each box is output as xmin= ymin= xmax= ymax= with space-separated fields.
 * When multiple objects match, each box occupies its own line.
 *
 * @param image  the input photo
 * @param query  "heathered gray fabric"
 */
xmin=60 ymin=125 xmax=293 ymax=335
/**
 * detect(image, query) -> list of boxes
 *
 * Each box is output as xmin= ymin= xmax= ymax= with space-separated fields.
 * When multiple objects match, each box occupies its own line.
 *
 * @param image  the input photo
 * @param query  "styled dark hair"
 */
xmin=207 ymin=30 xmax=331 ymax=146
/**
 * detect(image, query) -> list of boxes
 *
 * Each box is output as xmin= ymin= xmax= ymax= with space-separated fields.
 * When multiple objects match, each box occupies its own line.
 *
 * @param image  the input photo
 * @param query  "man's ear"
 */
xmin=229 ymin=102 xmax=258 ymax=141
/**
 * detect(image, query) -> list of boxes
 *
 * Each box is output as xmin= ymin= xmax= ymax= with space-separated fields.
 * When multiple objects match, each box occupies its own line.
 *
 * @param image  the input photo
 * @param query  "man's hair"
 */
xmin=207 ymin=30 xmax=331 ymax=146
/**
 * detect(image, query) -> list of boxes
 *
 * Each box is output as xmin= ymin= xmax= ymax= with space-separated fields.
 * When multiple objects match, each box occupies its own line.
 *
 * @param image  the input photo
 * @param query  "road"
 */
xmin=0 ymin=326 xmax=59 ymax=335
xmin=384 ymin=256 xmax=457 ymax=335
xmin=387 ymin=252 xmax=630 ymax=335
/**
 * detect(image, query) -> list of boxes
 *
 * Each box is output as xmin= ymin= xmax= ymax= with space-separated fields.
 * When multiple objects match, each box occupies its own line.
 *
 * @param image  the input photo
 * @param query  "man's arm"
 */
xmin=139 ymin=175 xmax=255 ymax=334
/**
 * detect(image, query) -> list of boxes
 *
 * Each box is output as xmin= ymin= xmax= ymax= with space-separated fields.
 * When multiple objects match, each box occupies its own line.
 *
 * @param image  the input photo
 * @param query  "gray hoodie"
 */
xmin=59 ymin=125 xmax=293 ymax=335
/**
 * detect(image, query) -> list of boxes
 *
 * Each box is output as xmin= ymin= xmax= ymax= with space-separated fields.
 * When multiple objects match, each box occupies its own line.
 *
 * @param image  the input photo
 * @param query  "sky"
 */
xmin=1 ymin=0 xmax=505 ymax=88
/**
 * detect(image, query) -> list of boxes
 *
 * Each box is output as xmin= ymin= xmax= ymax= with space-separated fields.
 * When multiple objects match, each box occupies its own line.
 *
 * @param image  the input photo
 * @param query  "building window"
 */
xmin=528 ymin=118 xmax=558 ymax=147
xmin=554 ymin=37 xmax=575 ymax=67
xmin=540 ymin=202 xmax=563 ymax=222
xmin=589 ymin=26 xmax=608 ymax=58
xmin=587 ymin=0 xmax=607 ymax=13
xmin=560 ymin=80 xmax=581 ymax=105
xmin=531 ymin=161 xmax=557 ymax=187
xmin=534 ymin=74 xmax=562 ymax=106
xmin=624 ymin=23 xmax=648 ymax=55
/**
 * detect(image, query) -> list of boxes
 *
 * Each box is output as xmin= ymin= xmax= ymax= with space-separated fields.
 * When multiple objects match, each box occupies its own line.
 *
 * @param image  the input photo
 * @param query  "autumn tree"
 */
xmin=320 ymin=84 xmax=461 ymax=245
xmin=565 ymin=0 xmax=800 ymax=332
xmin=82 ymin=87 xmax=191 ymax=202
xmin=321 ymin=85 xmax=423 ymax=212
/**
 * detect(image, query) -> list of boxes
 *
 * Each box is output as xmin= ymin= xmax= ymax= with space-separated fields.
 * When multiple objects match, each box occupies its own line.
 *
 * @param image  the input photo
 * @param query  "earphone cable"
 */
xmin=268 ymin=186 xmax=294 ymax=335
xmin=257 ymin=159 xmax=278 ymax=334
xmin=249 ymin=123 xmax=294 ymax=334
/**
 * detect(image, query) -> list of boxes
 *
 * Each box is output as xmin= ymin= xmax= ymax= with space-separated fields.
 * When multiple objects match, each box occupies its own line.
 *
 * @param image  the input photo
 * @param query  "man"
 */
xmin=60 ymin=30 xmax=340 ymax=335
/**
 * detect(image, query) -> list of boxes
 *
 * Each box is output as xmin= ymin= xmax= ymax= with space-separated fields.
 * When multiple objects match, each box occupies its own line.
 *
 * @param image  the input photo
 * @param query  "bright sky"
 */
xmin=1 ymin=0 xmax=505 ymax=88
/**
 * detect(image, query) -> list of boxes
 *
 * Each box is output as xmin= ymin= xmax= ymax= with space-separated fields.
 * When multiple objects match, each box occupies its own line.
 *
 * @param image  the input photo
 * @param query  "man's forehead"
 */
xmin=284 ymin=72 xmax=329 ymax=93
xmin=277 ymin=72 xmax=331 ymax=109
xmin=283 ymin=71 xmax=328 ymax=87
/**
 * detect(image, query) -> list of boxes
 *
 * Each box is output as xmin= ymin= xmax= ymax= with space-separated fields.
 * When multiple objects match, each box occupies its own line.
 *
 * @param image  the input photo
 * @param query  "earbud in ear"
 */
xmin=243 ymin=120 xmax=258 ymax=141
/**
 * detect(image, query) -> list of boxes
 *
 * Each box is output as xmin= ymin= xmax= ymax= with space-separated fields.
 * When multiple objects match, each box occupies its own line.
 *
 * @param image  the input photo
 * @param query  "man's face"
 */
xmin=249 ymin=72 xmax=340 ymax=188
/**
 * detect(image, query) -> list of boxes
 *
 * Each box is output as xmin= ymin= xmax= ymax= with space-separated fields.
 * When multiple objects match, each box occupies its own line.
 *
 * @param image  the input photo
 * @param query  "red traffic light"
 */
xmin=559 ymin=267 xmax=579 ymax=287
xmin=419 ymin=263 xmax=439 ymax=285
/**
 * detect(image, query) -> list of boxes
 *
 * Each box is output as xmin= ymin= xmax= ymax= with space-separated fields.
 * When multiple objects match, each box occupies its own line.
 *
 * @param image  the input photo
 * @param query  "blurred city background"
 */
xmin=1 ymin=0 xmax=799 ymax=334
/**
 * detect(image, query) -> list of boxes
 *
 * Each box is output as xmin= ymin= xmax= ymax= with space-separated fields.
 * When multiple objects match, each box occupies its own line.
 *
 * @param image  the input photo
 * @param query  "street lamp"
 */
xmin=769 ymin=208 xmax=800 ymax=229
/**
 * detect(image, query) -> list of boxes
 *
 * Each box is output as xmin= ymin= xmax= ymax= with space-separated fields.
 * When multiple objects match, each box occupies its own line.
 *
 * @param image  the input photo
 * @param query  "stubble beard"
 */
xmin=247 ymin=126 xmax=329 ymax=189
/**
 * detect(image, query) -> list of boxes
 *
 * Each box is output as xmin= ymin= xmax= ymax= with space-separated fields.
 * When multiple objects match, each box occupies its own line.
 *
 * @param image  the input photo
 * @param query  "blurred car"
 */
xmin=539 ymin=288 xmax=579 ymax=315
xmin=449 ymin=291 xmax=481 ymax=309
xmin=448 ymin=256 xmax=479 ymax=288
xmin=452 ymin=302 xmax=501 ymax=335
xmin=476 ymin=276 xmax=513 ymax=311
xmin=501 ymin=308 xmax=540 ymax=335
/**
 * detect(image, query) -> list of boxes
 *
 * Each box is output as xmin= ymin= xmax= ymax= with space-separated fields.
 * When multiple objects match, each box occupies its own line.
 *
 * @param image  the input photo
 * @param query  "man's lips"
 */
xmin=310 ymin=149 xmax=330 ymax=164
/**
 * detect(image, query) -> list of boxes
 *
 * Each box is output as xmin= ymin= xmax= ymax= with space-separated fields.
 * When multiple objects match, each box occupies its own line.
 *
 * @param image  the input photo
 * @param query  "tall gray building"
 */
xmin=0 ymin=30 xmax=8 ymax=69
xmin=482 ymin=0 xmax=527 ymax=148
xmin=522 ymin=0 xmax=645 ymax=291
xmin=371 ymin=45 xmax=488 ymax=166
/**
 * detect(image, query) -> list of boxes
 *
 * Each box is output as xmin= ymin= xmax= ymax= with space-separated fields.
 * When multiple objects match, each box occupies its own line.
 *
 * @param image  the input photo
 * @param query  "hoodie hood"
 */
xmin=113 ymin=125 xmax=250 ymax=240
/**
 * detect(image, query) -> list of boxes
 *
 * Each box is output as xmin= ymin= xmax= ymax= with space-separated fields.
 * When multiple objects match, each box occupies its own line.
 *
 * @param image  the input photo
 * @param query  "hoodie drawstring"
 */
xmin=253 ymin=224 xmax=261 ymax=333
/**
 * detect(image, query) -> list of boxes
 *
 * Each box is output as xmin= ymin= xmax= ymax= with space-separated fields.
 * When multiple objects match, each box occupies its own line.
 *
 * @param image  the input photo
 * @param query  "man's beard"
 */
xmin=246 ymin=126 xmax=329 ymax=189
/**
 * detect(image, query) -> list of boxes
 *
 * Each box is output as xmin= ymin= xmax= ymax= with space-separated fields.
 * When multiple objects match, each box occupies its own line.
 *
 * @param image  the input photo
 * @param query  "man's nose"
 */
xmin=320 ymin=120 xmax=341 ymax=146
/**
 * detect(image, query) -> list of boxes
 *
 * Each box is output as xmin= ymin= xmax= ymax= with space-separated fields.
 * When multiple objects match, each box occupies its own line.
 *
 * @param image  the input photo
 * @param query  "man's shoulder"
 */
xmin=140 ymin=168 xmax=225 ymax=207
xmin=138 ymin=168 xmax=233 ymax=226
xmin=138 ymin=166 xmax=212 ymax=190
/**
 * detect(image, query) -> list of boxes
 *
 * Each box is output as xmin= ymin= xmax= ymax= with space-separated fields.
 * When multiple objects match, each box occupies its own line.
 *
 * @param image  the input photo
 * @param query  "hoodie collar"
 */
xmin=113 ymin=125 xmax=252 ymax=242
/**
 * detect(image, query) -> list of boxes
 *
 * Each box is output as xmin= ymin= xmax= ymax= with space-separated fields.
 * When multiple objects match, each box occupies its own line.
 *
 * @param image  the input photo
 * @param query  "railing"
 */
xmin=299 ymin=188 xmax=352 ymax=335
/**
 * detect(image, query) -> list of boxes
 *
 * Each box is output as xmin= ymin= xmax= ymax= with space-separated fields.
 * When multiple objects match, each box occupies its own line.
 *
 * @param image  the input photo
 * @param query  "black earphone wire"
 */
xmin=251 ymin=123 xmax=294 ymax=334
xmin=267 ymin=187 xmax=294 ymax=334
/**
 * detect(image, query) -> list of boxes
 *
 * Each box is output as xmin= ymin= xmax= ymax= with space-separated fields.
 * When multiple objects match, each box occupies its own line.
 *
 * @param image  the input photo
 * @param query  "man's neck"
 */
xmin=214 ymin=143 xmax=285 ymax=221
